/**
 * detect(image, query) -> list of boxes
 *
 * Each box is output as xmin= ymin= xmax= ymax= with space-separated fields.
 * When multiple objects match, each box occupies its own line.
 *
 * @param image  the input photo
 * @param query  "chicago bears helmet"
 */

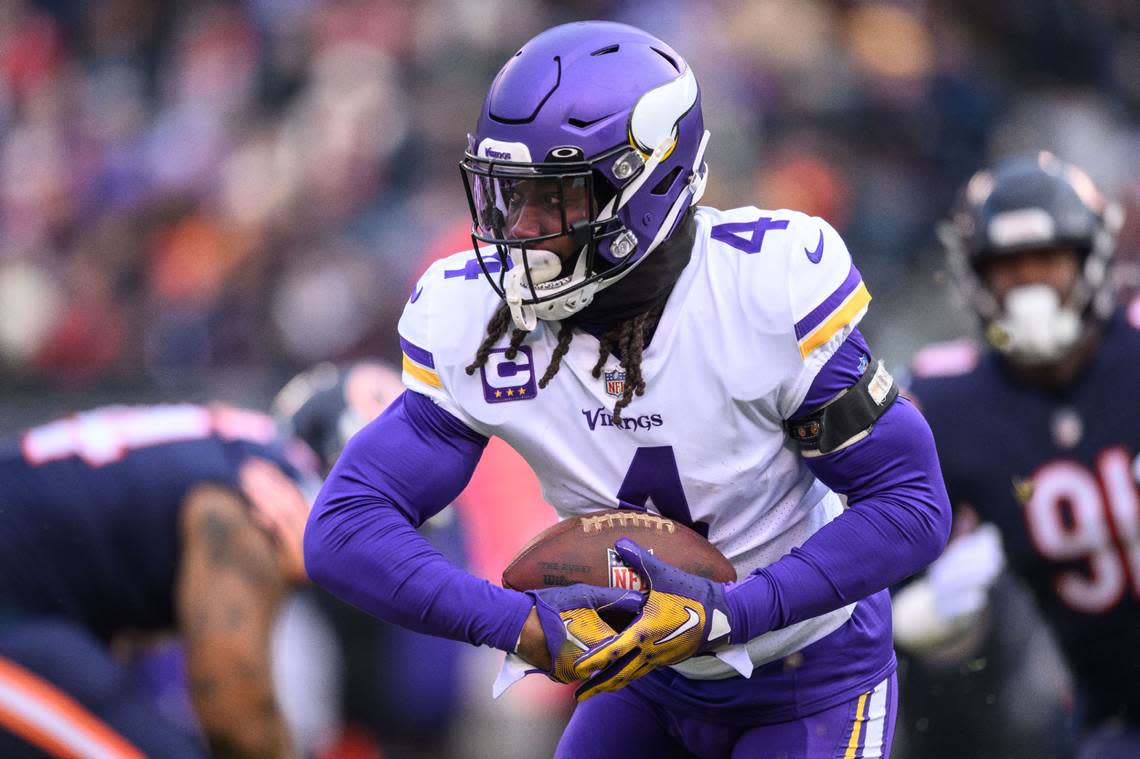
xmin=460 ymin=21 xmax=710 ymax=330
xmin=272 ymin=361 xmax=404 ymax=474
xmin=940 ymin=151 xmax=1124 ymax=365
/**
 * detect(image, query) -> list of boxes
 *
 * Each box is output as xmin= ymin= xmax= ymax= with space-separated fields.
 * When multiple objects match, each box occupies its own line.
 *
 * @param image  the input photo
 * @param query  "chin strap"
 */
xmin=504 ymin=249 xmax=563 ymax=330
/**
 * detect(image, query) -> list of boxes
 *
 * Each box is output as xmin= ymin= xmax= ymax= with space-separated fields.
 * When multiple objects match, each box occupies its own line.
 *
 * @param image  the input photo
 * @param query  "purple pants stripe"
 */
xmin=557 ymin=671 xmax=897 ymax=758
xmin=843 ymin=674 xmax=892 ymax=758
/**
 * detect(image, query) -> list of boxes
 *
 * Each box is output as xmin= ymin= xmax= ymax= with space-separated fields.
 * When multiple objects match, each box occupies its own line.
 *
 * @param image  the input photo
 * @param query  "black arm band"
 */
xmin=784 ymin=358 xmax=899 ymax=455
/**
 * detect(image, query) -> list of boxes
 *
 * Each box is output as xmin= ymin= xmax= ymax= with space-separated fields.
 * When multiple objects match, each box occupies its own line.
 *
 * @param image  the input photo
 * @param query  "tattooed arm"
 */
xmin=177 ymin=484 xmax=294 ymax=759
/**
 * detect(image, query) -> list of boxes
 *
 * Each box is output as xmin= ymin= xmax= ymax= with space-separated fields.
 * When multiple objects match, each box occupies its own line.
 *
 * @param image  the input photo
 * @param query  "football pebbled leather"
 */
xmin=502 ymin=509 xmax=736 ymax=593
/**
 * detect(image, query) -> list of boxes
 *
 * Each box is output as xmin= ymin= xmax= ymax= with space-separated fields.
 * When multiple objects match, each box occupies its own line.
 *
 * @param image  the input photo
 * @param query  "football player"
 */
xmin=305 ymin=21 xmax=951 ymax=758
xmin=903 ymin=152 xmax=1138 ymax=758
xmin=0 ymin=403 xmax=318 ymax=758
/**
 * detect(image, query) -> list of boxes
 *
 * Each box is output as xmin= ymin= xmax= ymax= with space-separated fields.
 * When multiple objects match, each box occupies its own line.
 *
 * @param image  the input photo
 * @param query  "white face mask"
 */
xmin=987 ymin=283 xmax=1081 ymax=366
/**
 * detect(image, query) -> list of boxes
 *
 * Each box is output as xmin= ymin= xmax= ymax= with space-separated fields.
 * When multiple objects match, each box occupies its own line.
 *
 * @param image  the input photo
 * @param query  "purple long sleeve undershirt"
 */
xmin=303 ymin=391 xmax=533 ymax=652
xmin=724 ymin=331 xmax=952 ymax=642
xmin=304 ymin=329 xmax=950 ymax=654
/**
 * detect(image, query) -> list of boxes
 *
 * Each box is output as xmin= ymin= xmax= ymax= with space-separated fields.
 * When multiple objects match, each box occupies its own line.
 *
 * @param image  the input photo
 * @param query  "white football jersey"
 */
xmin=399 ymin=206 xmax=872 ymax=678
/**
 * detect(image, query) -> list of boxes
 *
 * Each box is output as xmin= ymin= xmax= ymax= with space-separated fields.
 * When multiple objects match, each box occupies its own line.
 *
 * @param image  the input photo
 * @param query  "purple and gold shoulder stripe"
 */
xmin=794 ymin=264 xmax=871 ymax=359
xmin=400 ymin=337 xmax=441 ymax=389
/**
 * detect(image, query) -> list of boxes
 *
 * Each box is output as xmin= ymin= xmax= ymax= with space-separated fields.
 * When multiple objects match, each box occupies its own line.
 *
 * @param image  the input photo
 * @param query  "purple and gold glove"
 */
xmin=527 ymin=584 xmax=644 ymax=684
xmin=573 ymin=538 xmax=735 ymax=701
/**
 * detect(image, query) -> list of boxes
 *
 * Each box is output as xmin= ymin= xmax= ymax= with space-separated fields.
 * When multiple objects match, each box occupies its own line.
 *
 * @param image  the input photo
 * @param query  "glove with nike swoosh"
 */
xmin=573 ymin=538 xmax=735 ymax=701
xmin=528 ymin=584 xmax=644 ymax=684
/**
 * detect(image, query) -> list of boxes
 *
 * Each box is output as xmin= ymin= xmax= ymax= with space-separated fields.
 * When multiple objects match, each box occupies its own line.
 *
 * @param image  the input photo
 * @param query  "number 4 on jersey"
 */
xmin=616 ymin=446 xmax=709 ymax=537
xmin=710 ymin=216 xmax=789 ymax=254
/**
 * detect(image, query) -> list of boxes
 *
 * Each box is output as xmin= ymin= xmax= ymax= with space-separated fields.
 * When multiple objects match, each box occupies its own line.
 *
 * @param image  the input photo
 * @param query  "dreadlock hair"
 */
xmin=465 ymin=301 xmax=665 ymax=425
xmin=464 ymin=302 xmax=528 ymax=373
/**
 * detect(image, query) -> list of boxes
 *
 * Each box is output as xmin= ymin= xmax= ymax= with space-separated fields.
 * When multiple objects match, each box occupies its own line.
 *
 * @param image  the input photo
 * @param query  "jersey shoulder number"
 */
xmin=705 ymin=206 xmax=870 ymax=361
xmin=397 ymin=248 xmax=504 ymax=427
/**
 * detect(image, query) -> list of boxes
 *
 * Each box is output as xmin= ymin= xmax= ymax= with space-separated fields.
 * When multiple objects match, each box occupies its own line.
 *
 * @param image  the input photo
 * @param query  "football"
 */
xmin=502 ymin=509 xmax=736 ymax=593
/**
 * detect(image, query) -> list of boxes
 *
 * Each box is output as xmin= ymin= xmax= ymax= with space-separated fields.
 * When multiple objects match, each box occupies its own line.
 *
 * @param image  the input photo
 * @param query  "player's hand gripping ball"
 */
xmin=572 ymin=538 xmax=736 ymax=701
xmin=526 ymin=584 xmax=643 ymax=684
xmin=502 ymin=511 xmax=736 ymax=688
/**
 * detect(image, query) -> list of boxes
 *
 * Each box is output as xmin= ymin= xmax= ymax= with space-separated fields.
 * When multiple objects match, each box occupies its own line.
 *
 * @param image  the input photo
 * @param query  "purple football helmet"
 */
xmin=460 ymin=21 xmax=710 ymax=329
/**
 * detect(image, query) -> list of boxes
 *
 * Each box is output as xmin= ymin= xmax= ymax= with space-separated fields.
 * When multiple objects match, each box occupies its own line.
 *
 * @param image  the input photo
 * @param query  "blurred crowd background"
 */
xmin=1 ymin=0 xmax=1137 ymax=424
xmin=0 ymin=0 xmax=1138 ymax=757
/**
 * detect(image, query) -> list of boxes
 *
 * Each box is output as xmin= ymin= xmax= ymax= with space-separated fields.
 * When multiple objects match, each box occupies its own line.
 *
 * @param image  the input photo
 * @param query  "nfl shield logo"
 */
xmin=604 ymin=368 xmax=625 ymax=398
xmin=607 ymin=547 xmax=646 ymax=591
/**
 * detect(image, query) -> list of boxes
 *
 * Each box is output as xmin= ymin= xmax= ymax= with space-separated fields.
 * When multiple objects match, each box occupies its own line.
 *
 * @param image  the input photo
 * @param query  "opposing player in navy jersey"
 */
xmin=0 ymin=403 xmax=318 ymax=758
xmin=305 ymin=21 xmax=951 ymax=758
xmin=905 ymin=152 xmax=1138 ymax=758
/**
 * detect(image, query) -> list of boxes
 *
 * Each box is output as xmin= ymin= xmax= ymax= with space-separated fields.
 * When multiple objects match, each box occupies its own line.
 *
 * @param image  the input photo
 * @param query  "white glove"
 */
xmin=928 ymin=523 xmax=1005 ymax=619
xmin=893 ymin=524 xmax=1005 ymax=652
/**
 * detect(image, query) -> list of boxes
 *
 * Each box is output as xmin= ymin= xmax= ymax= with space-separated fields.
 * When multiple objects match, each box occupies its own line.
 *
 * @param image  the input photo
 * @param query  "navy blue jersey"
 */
xmin=909 ymin=305 xmax=1140 ymax=724
xmin=0 ymin=404 xmax=309 ymax=641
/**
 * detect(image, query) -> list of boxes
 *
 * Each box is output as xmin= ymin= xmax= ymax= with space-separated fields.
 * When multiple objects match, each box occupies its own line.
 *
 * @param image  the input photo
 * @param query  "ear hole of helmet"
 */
xmin=651 ymin=166 xmax=684 ymax=196
xmin=592 ymin=168 xmax=617 ymax=210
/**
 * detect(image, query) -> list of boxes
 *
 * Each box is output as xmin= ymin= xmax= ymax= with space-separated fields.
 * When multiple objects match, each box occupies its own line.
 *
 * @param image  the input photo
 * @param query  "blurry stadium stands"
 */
xmin=0 ymin=1 xmax=1136 ymax=756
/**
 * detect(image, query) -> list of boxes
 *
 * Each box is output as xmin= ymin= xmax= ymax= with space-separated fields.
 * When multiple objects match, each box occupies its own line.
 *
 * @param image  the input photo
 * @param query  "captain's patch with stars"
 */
xmin=480 ymin=346 xmax=538 ymax=404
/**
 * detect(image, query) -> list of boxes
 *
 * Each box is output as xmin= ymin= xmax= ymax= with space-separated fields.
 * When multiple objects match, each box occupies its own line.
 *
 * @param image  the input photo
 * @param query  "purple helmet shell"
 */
xmin=460 ymin=21 xmax=708 ymax=323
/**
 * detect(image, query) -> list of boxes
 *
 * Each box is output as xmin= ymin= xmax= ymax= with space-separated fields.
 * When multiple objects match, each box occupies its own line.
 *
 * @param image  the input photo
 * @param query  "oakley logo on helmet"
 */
xmin=548 ymin=146 xmax=584 ymax=161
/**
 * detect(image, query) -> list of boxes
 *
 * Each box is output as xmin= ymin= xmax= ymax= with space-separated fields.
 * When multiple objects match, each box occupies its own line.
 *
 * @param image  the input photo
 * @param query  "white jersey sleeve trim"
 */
xmin=786 ymin=215 xmax=871 ymax=359
xmin=397 ymin=260 xmax=493 ymax=435
xmin=776 ymin=323 xmax=863 ymax=419
xmin=768 ymin=213 xmax=871 ymax=418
